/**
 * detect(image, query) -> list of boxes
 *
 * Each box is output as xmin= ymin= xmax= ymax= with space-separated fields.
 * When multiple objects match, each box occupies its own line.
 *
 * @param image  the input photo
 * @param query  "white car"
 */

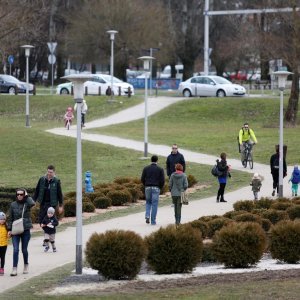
xmin=56 ymin=74 xmax=134 ymax=96
xmin=178 ymin=75 xmax=246 ymax=97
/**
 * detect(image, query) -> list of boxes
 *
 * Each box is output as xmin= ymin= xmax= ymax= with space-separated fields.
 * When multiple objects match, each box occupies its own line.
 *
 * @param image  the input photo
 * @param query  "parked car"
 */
xmin=56 ymin=74 xmax=134 ymax=96
xmin=178 ymin=75 xmax=246 ymax=97
xmin=0 ymin=74 xmax=35 ymax=95
xmin=229 ymin=71 xmax=247 ymax=81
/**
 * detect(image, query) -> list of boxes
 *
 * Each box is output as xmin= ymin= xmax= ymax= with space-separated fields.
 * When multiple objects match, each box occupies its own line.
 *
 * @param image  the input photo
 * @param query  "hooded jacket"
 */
xmin=169 ymin=172 xmax=188 ymax=197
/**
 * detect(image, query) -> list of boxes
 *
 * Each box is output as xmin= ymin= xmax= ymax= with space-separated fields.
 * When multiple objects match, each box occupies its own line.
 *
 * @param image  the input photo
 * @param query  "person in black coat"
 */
xmin=41 ymin=207 xmax=59 ymax=252
xmin=166 ymin=144 xmax=186 ymax=178
xmin=270 ymin=148 xmax=287 ymax=196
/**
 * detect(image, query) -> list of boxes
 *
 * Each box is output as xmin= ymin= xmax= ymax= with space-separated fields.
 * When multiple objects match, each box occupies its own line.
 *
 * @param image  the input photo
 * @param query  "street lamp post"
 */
xmin=61 ymin=74 xmax=93 ymax=275
xmin=138 ymin=56 xmax=155 ymax=158
xmin=273 ymin=70 xmax=293 ymax=197
xmin=107 ymin=30 xmax=118 ymax=101
xmin=21 ymin=45 xmax=34 ymax=127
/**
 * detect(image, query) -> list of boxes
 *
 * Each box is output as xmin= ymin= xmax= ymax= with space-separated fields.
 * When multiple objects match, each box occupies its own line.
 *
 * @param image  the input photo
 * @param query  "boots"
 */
xmin=10 ymin=267 xmax=17 ymax=276
xmin=23 ymin=264 xmax=29 ymax=274
xmin=220 ymin=196 xmax=227 ymax=202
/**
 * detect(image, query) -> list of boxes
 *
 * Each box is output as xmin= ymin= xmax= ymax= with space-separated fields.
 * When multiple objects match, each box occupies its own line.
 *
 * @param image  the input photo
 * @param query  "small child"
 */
xmin=41 ymin=207 xmax=59 ymax=253
xmin=64 ymin=106 xmax=74 ymax=127
xmin=0 ymin=212 xmax=9 ymax=275
xmin=288 ymin=165 xmax=300 ymax=197
xmin=250 ymin=173 xmax=262 ymax=200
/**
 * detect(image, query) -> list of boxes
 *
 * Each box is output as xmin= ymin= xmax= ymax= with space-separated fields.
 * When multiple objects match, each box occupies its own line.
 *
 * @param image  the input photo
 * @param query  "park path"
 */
xmin=1 ymin=96 xmax=292 ymax=293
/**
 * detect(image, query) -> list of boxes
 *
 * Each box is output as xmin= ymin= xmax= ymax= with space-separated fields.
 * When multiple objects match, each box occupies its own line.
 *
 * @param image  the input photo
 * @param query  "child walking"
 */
xmin=0 ymin=212 xmax=9 ymax=275
xmin=41 ymin=207 xmax=59 ymax=252
xmin=250 ymin=173 xmax=262 ymax=200
xmin=288 ymin=165 xmax=300 ymax=197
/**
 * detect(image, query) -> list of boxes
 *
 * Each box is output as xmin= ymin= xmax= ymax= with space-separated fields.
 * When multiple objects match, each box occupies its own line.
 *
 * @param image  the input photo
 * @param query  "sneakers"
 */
xmin=10 ymin=267 xmax=17 ymax=276
xmin=53 ymin=247 xmax=57 ymax=253
xmin=0 ymin=268 xmax=4 ymax=275
xmin=145 ymin=217 xmax=150 ymax=224
xmin=44 ymin=246 xmax=49 ymax=252
xmin=272 ymin=190 xmax=276 ymax=196
xmin=23 ymin=264 xmax=29 ymax=274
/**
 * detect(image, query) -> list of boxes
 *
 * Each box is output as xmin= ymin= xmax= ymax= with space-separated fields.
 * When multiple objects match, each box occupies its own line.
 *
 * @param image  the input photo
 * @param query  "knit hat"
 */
xmin=47 ymin=207 xmax=55 ymax=215
xmin=253 ymin=173 xmax=260 ymax=179
xmin=0 ymin=212 xmax=6 ymax=220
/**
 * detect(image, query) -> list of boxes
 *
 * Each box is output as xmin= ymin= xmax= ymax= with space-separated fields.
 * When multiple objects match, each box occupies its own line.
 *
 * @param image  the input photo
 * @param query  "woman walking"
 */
xmin=169 ymin=163 xmax=188 ymax=225
xmin=7 ymin=188 xmax=35 ymax=276
xmin=216 ymin=153 xmax=231 ymax=203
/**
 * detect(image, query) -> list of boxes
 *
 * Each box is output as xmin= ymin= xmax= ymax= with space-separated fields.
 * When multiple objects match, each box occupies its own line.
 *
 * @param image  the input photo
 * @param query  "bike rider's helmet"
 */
xmin=67 ymin=107 xmax=73 ymax=112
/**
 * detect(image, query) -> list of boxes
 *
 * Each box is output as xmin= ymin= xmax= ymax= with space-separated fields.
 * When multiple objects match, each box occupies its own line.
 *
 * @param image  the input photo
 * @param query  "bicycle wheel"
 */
xmin=243 ymin=151 xmax=248 ymax=168
xmin=249 ymin=152 xmax=253 ymax=169
xmin=67 ymin=120 xmax=70 ymax=130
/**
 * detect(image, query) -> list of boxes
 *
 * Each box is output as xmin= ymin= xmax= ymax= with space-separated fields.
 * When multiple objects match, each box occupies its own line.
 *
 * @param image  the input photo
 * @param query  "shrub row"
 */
xmin=85 ymin=220 xmax=300 ymax=280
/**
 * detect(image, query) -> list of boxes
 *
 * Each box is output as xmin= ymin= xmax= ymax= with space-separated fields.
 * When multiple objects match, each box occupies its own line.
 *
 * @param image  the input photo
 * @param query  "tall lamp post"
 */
xmin=107 ymin=30 xmax=118 ymax=101
xmin=138 ymin=56 xmax=155 ymax=158
xmin=61 ymin=74 xmax=93 ymax=275
xmin=21 ymin=45 xmax=34 ymax=127
xmin=273 ymin=70 xmax=293 ymax=197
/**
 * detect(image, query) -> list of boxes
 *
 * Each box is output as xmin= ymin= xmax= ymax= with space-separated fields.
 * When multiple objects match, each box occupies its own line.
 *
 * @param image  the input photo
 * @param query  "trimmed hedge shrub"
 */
xmin=187 ymin=220 xmax=209 ymax=238
xmin=261 ymin=218 xmax=273 ymax=232
xmin=113 ymin=177 xmax=132 ymax=185
xmin=270 ymin=201 xmax=293 ymax=211
xmin=207 ymin=217 xmax=234 ymax=238
xmin=261 ymin=209 xmax=289 ymax=225
xmin=254 ymin=197 xmax=273 ymax=209
xmin=201 ymin=242 xmax=217 ymax=263
xmin=286 ymin=205 xmax=300 ymax=220
xmin=233 ymin=200 xmax=255 ymax=212
xmin=233 ymin=212 xmax=262 ymax=224
xmin=107 ymin=190 xmax=131 ymax=206
xmin=30 ymin=204 xmax=40 ymax=223
xmin=93 ymin=196 xmax=112 ymax=209
xmin=64 ymin=191 xmax=76 ymax=199
xmin=187 ymin=174 xmax=198 ymax=188
xmin=145 ymin=225 xmax=203 ymax=274
xmin=212 ymin=222 xmax=267 ymax=268
xmin=64 ymin=200 xmax=76 ymax=217
xmin=269 ymin=220 xmax=300 ymax=263
xmin=83 ymin=201 xmax=95 ymax=213
xmin=223 ymin=210 xmax=248 ymax=219
xmin=0 ymin=199 xmax=12 ymax=213
xmin=198 ymin=215 xmax=220 ymax=223
xmin=85 ymin=230 xmax=146 ymax=280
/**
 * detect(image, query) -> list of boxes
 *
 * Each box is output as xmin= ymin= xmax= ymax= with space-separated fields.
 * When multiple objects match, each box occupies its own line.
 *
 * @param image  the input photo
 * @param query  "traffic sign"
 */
xmin=47 ymin=42 xmax=57 ymax=54
xmin=48 ymin=54 xmax=56 ymax=64
xmin=8 ymin=55 xmax=14 ymax=64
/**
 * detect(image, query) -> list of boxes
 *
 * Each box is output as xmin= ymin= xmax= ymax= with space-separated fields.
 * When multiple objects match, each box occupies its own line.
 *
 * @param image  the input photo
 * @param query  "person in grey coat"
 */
xmin=169 ymin=163 xmax=188 ymax=225
xmin=250 ymin=173 xmax=262 ymax=200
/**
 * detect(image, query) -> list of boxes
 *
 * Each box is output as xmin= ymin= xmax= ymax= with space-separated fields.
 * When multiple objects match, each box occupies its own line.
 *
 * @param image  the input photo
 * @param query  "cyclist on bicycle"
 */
xmin=64 ymin=106 xmax=74 ymax=128
xmin=238 ymin=122 xmax=257 ymax=164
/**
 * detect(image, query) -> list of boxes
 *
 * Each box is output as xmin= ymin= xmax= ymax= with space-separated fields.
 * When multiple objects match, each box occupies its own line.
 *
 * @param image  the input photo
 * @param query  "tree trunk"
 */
xmin=284 ymin=70 xmax=299 ymax=126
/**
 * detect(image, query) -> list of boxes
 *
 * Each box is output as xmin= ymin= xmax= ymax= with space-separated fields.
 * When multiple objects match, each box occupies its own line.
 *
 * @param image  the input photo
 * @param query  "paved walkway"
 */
xmin=1 ymin=96 xmax=292 ymax=293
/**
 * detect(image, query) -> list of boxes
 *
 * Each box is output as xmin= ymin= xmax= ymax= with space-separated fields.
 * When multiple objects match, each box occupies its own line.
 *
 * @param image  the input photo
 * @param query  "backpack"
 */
xmin=211 ymin=165 xmax=223 ymax=177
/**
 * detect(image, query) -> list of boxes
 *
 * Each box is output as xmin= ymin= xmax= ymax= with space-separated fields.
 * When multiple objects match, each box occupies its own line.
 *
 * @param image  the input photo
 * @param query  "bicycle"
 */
xmin=242 ymin=142 xmax=254 ymax=169
xmin=65 ymin=118 xmax=72 ymax=130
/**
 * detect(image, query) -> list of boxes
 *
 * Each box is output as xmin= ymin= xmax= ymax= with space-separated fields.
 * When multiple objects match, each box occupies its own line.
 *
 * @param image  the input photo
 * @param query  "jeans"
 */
xmin=12 ymin=229 xmax=31 ymax=267
xmin=145 ymin=187 xmax=160 ymax=225
xmin=172 ymin=196 xmax=182 ymax=224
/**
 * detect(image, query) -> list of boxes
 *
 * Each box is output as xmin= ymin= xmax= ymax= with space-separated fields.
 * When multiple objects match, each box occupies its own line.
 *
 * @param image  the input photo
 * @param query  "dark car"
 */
xmin=0 ymin=74 xmax=35 ymax=95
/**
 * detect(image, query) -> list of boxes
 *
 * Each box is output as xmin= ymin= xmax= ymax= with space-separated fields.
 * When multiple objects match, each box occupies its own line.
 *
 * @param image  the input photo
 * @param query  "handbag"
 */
xmin=11 ymin=204 xmax=25 ymax=235
xmin=181 ymin=191 xmax=189 ymax=205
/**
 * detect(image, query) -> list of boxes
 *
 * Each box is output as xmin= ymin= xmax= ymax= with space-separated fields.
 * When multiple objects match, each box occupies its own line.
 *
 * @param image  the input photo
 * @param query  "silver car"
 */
xmin=178 ymin=75 xmax=246 ymax=97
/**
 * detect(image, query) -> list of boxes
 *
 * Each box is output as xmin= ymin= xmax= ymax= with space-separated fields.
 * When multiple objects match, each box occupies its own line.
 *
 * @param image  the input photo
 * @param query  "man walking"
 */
xmin=34 ymin=165 xmax=64 ymax=226
xmin=166 ymin=144 xmax=185 ymax=178
xmin=141 ymin=155 xmax=165 ymax=225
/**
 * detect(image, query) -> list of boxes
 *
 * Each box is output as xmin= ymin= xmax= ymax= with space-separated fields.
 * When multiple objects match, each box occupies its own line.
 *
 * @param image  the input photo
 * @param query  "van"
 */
xmin=160 ymin=64 xmax=183 ymax=79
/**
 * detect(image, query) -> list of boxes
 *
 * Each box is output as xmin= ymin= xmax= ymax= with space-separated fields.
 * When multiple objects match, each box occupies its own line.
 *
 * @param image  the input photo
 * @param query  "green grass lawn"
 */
xmin=88 ymin=96 xmax=299 ymax=165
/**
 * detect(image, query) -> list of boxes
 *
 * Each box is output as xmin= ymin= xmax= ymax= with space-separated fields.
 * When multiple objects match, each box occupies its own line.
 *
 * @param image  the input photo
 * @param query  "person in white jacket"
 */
xmin=74 ymin=99 xmax=88 ymax=127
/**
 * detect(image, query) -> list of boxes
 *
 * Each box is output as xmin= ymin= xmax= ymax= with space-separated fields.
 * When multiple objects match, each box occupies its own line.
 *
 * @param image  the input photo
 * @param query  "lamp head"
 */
xmin=61 ymin=74 xmax=93 ymax=99
xmin=272 ymin=70 xmax=293 ymax=90
xmin=107 ymin=30 xmax=118 ymax=41
xmin=21 ymin=45 xmax=34 ymax=57
xmin=138 ymin=56 xmax=155 ymax=71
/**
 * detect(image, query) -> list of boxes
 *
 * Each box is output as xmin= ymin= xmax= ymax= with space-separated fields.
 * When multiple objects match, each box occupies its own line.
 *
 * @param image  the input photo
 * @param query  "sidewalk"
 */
xmin=1 ymin=96 xmax=292 ymax=293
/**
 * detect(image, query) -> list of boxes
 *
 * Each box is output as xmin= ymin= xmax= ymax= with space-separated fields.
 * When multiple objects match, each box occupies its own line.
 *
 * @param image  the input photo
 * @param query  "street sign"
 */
xmin=47 ymin=42 xmax=57 ymax=54
xmin=48 ymin=54 xmax=56 ymax=64
xmin=8 ymin=55 xmax=14 ymax=64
